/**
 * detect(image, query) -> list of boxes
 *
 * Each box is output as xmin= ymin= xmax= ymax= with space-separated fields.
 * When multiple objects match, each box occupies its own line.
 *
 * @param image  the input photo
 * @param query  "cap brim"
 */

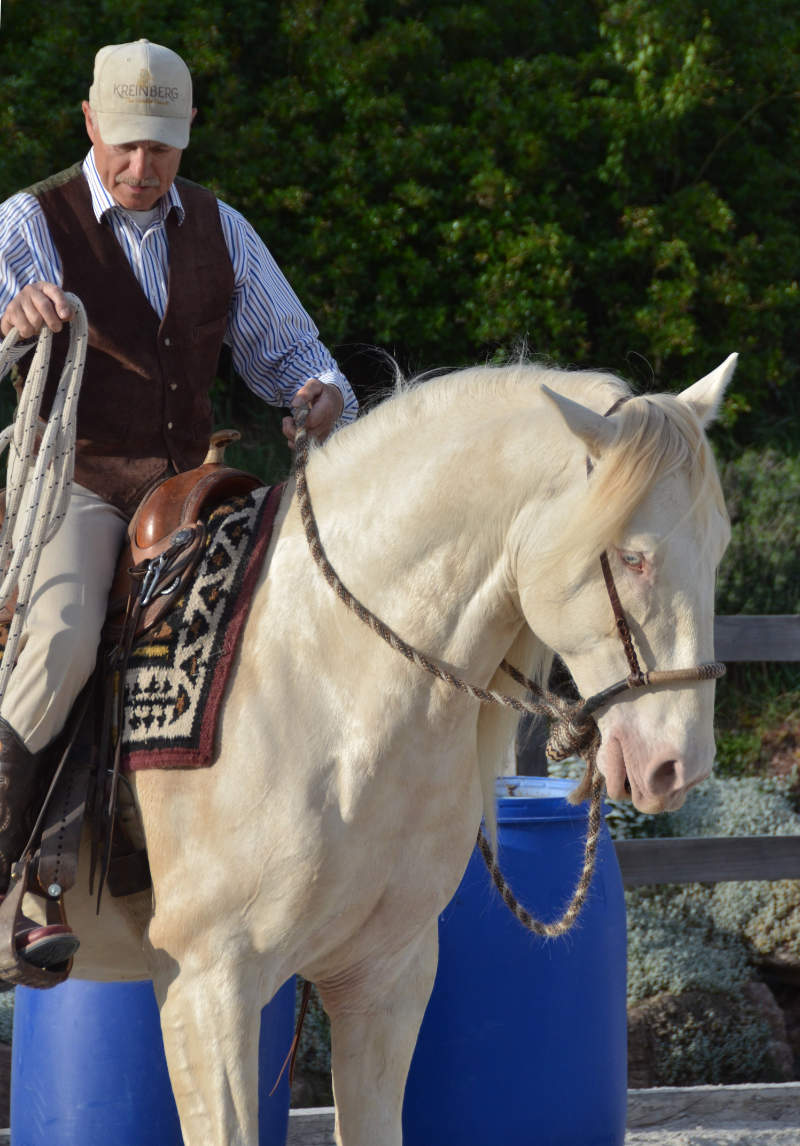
xmin=95 ymin=111 xmax=190 ymax=149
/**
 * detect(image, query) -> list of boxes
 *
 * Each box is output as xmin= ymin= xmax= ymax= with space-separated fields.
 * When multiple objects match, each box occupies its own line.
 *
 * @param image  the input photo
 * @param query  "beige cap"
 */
xmin=89 ymin=39 xmax=192 ymax=149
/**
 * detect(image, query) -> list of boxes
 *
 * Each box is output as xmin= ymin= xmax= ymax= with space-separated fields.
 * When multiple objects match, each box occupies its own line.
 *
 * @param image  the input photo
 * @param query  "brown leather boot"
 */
xmin=0 ymin=718 xmax=80 ymax=968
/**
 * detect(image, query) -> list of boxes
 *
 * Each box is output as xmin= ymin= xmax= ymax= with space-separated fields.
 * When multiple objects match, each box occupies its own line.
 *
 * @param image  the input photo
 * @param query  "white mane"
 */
xmin=317 ymin=360 xmax=726 ymax=575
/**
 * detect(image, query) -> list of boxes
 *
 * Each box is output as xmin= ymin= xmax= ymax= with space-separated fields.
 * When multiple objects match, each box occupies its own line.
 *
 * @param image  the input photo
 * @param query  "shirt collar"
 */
xmin=82 ymin=149 xmax=186 ymax=225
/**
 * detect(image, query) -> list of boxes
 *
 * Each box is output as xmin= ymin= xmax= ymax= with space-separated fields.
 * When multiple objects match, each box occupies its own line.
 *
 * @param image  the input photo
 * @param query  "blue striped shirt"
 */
xmin=0 ymin=150 xmax=357 ymax=422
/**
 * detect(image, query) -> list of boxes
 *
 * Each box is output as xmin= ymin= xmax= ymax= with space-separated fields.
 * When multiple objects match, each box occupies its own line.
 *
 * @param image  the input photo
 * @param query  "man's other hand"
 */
xmin=282 ymin=378 xmax=345 ymax=448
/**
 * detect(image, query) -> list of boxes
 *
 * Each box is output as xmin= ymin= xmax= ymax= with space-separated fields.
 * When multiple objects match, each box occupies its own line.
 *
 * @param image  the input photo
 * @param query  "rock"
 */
xmin=743 ymin=981 xmax=795 ymax=1081
xmin=628 ymin=984 xmax=795 ymax=1088
xmin=769 ymin=981 xmax=800 ymax=1077
xmin=628 ymin=1000 xmax=658 ymax=1089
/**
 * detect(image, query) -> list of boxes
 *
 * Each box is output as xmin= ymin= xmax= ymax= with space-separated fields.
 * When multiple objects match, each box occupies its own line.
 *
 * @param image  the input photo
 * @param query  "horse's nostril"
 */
xmin=651 ymin=759 xmax=679 ymax=795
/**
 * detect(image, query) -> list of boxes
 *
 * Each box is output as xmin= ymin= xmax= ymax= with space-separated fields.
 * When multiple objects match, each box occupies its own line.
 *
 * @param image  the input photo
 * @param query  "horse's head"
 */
xmin=515 ymin=357 xmax=735 ymax=813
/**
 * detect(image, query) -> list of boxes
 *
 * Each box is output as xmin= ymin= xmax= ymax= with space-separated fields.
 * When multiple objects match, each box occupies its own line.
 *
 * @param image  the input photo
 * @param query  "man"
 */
xmin=0 ymin=39 xmax=357 ymax=968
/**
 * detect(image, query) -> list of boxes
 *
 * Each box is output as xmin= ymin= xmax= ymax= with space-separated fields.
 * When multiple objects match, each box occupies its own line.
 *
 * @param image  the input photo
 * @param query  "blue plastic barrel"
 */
xmin=402 ymin=776 xmax=627 ymax=1146
xmin=11 ymin=975 xmax=296 ymax=1145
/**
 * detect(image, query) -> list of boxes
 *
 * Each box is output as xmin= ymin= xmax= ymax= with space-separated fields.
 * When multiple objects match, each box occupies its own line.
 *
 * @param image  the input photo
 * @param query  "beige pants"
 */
xmin=0 ymin=483 xmax=128 ymax=752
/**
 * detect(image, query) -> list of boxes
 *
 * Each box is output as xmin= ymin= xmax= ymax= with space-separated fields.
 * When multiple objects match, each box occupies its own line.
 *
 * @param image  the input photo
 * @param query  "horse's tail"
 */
xmin=476 ymin=626 xmax=552 ymax=850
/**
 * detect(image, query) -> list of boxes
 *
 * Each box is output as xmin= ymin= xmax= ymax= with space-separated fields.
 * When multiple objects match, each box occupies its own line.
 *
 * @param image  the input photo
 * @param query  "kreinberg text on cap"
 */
xmin=89 ymin=39 xmax=192 ymax=149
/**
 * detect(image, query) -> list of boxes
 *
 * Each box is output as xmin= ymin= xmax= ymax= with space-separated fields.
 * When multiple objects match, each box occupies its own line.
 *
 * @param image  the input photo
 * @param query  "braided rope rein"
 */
xmin=292 ymin=409 xmax=606 ymax=938
xmin=0 ymin=296 xmax=88 ymax=706
xmin=476 ymin=743 xmax=605 ymax=938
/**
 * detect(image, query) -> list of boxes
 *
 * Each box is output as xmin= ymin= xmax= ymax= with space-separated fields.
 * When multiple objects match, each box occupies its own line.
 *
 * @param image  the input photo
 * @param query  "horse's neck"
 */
xmin=290 ymin=395 xmax=577 ymax=684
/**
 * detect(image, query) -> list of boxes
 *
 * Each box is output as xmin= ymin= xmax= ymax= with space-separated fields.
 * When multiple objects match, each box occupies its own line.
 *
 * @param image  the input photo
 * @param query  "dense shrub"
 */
xmin=0 ymin=0 xmax=799 ymax=448
xmin=626 ymin=885 xmax=750 ymax=1003
xmin=712 ymin=446 xmax=800 ymax=777
xmin=716 ymin=449 xmax=800 ymax=616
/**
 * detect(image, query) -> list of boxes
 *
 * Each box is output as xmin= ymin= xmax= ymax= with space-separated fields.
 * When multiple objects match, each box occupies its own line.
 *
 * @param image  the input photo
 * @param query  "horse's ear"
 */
xmin=540 ymin=385 xmax=617 ymax=458
xmin=677 ymin=353 xmax=738 ymax=427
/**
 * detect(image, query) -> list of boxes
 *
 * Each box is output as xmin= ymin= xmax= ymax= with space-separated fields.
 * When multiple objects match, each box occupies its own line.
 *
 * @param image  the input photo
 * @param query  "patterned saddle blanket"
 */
xmin=119 ymin=482 xmax=284 ymax=771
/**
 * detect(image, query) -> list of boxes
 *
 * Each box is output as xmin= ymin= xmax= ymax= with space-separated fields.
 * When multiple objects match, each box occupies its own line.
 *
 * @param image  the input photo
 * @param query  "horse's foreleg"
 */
xmin=318 ymin=921 xmax=438 ymax=1146
xmin=150 ymin=957 xmax=263 ymax=1146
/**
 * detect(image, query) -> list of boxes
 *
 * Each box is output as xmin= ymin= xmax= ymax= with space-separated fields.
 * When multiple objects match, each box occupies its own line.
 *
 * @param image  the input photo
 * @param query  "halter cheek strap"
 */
xmin=577 ymin=396 xmax=725 ymax=723
xmin=600 ymin=548 xmax=644 ymax=682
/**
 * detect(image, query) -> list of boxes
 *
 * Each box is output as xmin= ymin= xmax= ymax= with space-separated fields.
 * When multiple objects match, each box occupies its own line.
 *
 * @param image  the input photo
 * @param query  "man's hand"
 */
xmin=0 ymin=283 xmax=75 ymax=339
xmin=282 ymin=378 xmax=345 ymax=448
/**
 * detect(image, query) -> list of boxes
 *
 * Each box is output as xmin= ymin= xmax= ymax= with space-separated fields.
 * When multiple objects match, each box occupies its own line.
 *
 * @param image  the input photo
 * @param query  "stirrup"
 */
xmin=17 ymin=921 xmax=80 ymax=969
xmin=0 ymin=855 xmax=76 ymax=989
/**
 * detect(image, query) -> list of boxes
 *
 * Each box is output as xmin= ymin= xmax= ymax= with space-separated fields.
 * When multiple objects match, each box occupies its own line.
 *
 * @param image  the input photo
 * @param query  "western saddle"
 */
xmin=0 ymin=430 xmax=264 ymax=989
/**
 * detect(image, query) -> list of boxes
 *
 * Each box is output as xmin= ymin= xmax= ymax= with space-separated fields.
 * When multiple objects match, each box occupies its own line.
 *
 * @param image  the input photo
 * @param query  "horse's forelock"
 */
xmin=544 ymin=388 xmax=727 ymax=578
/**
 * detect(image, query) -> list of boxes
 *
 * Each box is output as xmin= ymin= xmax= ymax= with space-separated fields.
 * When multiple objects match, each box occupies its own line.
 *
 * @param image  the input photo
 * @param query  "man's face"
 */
xmin=82 ymin=100 xmax=185 ymax=211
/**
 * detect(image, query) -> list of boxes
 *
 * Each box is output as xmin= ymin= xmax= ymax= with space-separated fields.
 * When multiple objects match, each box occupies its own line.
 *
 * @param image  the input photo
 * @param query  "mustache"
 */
xmin=114 ymin=175 xmax=161 ymax=188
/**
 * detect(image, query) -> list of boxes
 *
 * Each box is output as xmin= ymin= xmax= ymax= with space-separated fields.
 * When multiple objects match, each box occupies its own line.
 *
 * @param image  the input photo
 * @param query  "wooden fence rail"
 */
xmin=612 ymin=614 xmax=800 ymax=887
xmin=714 ymin=615 xmax=800 ymax=663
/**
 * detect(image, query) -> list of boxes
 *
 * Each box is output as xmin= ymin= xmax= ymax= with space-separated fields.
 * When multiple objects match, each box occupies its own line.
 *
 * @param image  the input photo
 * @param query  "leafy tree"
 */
xmin=1 ymin=0 xmax=798 ymax=451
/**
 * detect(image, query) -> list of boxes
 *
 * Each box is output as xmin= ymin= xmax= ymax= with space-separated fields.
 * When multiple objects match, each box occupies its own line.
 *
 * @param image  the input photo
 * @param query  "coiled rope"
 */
xmin=292 ymin=408 xmax=605 ymax=937
xmin=0 ymin=294 xmax=88 ymax=706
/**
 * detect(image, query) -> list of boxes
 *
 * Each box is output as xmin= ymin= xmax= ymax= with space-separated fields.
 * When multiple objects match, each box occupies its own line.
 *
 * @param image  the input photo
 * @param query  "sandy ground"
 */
xmin=624 ymin=1083 xmax=800 ymax=1146
xmin=627 ymin=1133 xmax=799 ymax=1144
xmin=284 ymin=1086 xmax=800 ymax=1145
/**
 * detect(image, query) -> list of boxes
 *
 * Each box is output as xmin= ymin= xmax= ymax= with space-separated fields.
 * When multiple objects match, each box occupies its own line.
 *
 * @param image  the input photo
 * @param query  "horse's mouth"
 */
xmin=599 ymin=735 xmax=690 ymax=813
xmin=598 ymin=735 xmax=630 ymax=802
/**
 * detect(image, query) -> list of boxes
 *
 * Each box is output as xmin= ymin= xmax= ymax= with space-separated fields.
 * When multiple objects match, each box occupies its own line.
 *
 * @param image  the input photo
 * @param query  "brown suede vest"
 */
xmin=28 ymin=164 xmax=235 ymax=515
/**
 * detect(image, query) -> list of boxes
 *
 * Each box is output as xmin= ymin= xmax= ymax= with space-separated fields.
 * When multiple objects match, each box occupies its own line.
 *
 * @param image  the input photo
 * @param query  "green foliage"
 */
xmin=712 ymin=446 xmax=800 ymax=777
xmin=1 ymin=0 xmax=799 ymax=444
xmin=626 ymin=885 xmax=749 ymax=1002
xmin=209 ymin=365 xmax=293 ymax=484
xmin=0 ymin=990 xmax=13 ymax=1044
xmin=717 ymin=449 xmax=800 ymax=616
xmin=711 ymin=878 xmax=800 ymax=962
xmin=715 ymin=679 xmax=799 ymax=781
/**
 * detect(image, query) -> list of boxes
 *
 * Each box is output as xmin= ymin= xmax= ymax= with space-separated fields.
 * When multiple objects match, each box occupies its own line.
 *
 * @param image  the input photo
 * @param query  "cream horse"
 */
xmin=32 ymin=355 xmax=734 ymax=1146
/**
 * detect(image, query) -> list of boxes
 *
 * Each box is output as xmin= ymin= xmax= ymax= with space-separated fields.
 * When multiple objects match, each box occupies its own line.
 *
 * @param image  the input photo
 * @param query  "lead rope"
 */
xmin=292 ymin=407 xmax=605 ymax=937
xmin=0 ymin=296 xmax=88 ymax=706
